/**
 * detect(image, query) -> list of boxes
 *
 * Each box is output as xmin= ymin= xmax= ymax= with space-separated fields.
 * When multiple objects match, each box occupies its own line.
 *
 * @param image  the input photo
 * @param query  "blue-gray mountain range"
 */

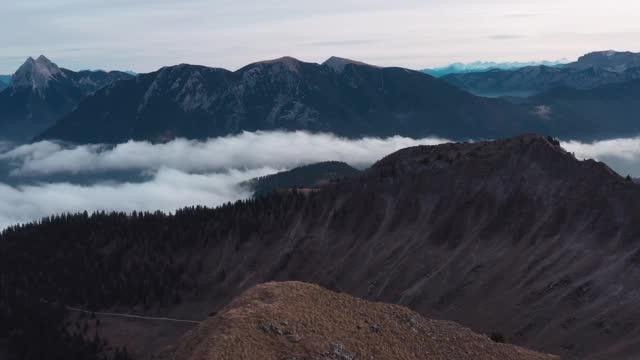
xmin=0 ymin=55 xmax=132 ymax=141
xmin=442 ymin=50 xmax=640 ymax=97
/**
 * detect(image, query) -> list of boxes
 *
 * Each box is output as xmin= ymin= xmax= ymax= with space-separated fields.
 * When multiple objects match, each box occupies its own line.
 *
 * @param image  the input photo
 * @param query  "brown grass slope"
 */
xmin=158 ymin=282 xmax=558 ymax=360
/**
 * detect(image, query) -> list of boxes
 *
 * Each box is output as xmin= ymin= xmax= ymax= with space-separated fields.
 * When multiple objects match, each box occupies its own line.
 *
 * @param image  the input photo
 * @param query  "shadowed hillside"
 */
xmin=244 ymin=161 xmax=361 ymax=197
xmin=3 ymin=135 xmax=640 ymax=359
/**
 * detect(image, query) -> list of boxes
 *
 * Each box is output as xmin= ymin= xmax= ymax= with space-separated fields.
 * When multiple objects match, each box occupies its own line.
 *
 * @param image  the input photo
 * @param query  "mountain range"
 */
xmin=443 ymin=50 xmax=640 ymax=97
xmin=3 ymin=135 xmax=640 ymax=359
xmin=521 ymin=79 xmax=640 ymax=139
xmin=35 ymin=56 xmax=541 ymax=144
xmin=29 ymin=51 xmax=640 ymax=144
xmin=0 ymin=51 xmax=638 ymax=144
xmin=0 ymin=56 xmax=132 ymax=141
xmin=423 ymin=60 xmax=566 ymax=78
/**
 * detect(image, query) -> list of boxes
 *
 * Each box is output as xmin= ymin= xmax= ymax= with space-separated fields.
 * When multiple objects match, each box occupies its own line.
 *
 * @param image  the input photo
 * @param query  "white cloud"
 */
xmin=0 ymin=131 xmax=449 ymax=176
xmin=2 ymin=132 xmax=638 ymax=231
xmin=0 ymin=167 xmax=274 ymax=230
xmin=0 ymin=131 xmax=450 ymax=229
xmin=561 ymin=137 xmax=640 ymax=177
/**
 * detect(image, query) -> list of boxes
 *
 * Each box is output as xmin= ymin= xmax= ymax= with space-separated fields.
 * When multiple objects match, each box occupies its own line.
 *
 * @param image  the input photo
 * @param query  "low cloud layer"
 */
xmin=1 ymin=131 xmax=448 ymax=176
xmin=0 ymin=167 xmax=275 ymax=230
xmin=1 ymin=132 xmax=639 ymax=230
xmin=561 ymin=137 xmax=640 ymax=178
xmin=0 ymin=131 xmax=449 ymax=229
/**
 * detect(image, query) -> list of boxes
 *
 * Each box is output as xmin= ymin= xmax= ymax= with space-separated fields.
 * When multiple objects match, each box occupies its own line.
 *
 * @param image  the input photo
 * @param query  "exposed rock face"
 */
xmin=11 ymin=55 xmax=64 ymax=91
xmin=36 ymin=56 xmax=540 ymax=143
xmin=158 ymin=282 xmax=558 ymax=360
xmin=0 ymin=56 xmax=133 ymax=142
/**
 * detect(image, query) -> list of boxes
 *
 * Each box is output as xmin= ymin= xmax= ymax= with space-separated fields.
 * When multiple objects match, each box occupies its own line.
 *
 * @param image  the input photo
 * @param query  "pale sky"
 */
xmin=1 ymin=0 xmax=640 ymax=73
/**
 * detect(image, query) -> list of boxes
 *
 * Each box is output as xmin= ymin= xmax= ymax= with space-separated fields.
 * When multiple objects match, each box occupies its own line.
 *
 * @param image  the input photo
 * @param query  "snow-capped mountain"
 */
xmin=0 ymin=56 xmax=133 ymax=142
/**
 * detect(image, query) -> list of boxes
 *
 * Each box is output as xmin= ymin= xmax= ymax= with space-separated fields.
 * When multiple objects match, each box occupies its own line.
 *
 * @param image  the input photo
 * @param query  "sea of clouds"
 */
xmin=0 ymin=131 xmax=448 ymax=229
xmin=0 ymin=131 xmax=639 ymax=230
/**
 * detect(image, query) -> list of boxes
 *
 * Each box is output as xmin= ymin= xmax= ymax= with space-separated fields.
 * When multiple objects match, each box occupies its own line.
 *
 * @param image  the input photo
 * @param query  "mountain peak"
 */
xmin=250 ymin=56 xmax=305 ymax=72
xmin=11 ymin=55 xmax=64 ymax=90
xmin=323 ymin=56 xmax=373 ymax=72
xmin=570 ymin=50 xmax=640 ymax=72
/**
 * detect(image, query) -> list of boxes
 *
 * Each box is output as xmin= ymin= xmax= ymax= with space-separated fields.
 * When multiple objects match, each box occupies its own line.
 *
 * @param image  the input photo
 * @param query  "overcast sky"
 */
xmin=2 ymin=0 xmax=640 ymax=73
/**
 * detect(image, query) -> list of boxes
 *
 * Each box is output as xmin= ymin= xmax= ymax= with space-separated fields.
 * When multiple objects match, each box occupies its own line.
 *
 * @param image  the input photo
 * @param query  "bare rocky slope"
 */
xmin=158 ymin=281 xmax=557 ymax=360
xmin=3 ymin=135 xmax=640 ymax=359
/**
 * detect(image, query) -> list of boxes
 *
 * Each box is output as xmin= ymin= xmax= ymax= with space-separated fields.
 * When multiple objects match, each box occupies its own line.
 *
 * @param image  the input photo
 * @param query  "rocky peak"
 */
xmin=11 ymin=55 xmax=64 ymax=91
xmin=323 ymin=56 xmax=374 ymax=72
xmin=570 ymin=50 xmax=640 ymax=72
xmin=250 ymin=56 xmax=305 ymax=72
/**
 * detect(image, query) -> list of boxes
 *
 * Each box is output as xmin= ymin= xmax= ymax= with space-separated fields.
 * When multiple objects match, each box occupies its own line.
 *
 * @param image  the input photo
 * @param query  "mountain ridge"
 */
xmin=0 ymin=56 xmax=133 ymax=142
xmin=36 ymin=56 xmax=542 ymax=144
xmin=3 ymin=134 xmax=640 ymax=359
xmin=423 ymin=60 xmax=566 ymax=77
xmin=441 ymin=50 xmax=640 ymax=97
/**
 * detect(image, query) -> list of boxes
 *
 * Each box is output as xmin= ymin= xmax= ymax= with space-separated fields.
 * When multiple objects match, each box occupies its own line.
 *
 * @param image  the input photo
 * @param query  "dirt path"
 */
xmin=66 ymin=306 xmax=202 ymax=324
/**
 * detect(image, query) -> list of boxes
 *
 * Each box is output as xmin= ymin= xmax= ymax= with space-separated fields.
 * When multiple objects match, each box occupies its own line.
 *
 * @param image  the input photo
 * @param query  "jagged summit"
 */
xmin=323 ymin=56 xmax=375 ymax=72
xmin=11 ymin=55 xmax=64 ymax=90
xmin=0 ymin=56 xmax=133 ymax=141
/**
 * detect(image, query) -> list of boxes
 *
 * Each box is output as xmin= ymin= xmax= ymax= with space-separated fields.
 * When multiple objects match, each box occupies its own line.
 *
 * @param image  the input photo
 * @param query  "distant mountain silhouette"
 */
xmin=0 ymin=56 xmax=132 ymax=142
xmin=36 ymin=56 xmax=543 ymax=143
xmin=442 ymin=51 xmax=640 ymax=97
xmin=245 ymin=161 xmax=361 ymax=197
xmin=423 ymin=60 xmax=565 ymax=77
xmin=520 ymin=79 xmax=640 ymax=139
xmin=565 ymin=50 xmax=640 ymax=72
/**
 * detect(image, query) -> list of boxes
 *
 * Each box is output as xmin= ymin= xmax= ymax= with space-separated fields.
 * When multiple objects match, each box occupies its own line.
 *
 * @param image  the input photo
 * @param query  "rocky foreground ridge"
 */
xmin=158 ymin=282 xmax=558 ymax=360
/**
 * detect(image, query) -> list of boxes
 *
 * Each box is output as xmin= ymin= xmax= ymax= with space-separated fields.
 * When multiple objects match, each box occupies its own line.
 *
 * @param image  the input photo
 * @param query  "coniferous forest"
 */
xmin=0 ymin=191 xmax=310 ymax=360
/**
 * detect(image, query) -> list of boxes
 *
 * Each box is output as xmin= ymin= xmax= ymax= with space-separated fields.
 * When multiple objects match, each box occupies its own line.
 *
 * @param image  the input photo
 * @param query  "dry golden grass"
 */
xmin=159 ymin=282 xmax=559 ymax=360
